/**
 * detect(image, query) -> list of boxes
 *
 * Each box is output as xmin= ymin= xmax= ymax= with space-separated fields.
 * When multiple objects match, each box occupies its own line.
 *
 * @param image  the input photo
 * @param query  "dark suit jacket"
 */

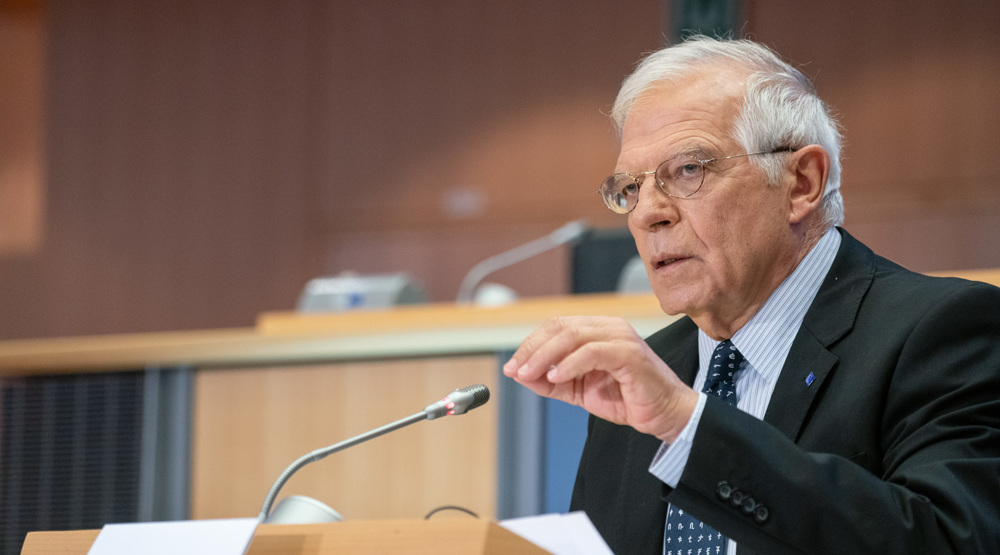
xmin=569 ymin=228 xmax=1000 ymax=554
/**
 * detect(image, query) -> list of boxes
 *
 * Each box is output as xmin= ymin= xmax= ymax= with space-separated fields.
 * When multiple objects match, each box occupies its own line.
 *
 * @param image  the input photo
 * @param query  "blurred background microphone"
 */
xmin=259 ymin=384 xmax=490 ymax=525
xmin=456 ymin=220 xmax=587 ymax=305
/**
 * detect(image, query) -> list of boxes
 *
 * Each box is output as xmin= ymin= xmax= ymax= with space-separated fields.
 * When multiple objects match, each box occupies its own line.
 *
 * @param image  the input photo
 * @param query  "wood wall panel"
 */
xmin=0 ymin=0 xmax=658 ymax=340
xmin=0 ymin=1 xmax=998 ymax=340
xmin=0 ymin=0 xmax=45 ymax=255
xmin=747 ymin=0 xmax=1000 ymax=271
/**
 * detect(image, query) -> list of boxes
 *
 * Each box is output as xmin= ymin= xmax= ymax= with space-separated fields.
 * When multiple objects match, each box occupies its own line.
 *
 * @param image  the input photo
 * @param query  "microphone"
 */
xmin=258 ymin=384 xmax=491 ymax=523
xmin=456 ymin=220 xmax=587 ymax=304
xmin=424 ymin=384 xmax=491 ymax=419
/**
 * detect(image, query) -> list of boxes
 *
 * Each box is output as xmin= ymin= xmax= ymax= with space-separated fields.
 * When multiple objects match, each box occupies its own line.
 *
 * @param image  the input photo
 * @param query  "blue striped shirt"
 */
xmin=650 ymin=226 xmax=841 ymax=555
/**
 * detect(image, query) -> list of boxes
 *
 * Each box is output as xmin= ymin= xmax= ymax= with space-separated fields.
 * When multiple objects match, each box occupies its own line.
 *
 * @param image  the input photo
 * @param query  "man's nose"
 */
xmin=629 ymin=176 xmax=678 ymax=229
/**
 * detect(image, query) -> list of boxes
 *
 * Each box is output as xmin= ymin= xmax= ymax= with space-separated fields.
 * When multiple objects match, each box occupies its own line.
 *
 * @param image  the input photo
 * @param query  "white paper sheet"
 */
xmin=87 ymin=517 xmax=259 ymax=555
xmin=500 ymin=511 xmax=613 ymax=555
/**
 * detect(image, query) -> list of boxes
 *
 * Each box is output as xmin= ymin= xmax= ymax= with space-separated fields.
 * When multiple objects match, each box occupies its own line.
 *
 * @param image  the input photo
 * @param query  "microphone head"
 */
xmin=424 ymin=384 xmax=490 ymax=420
xmin=459 ymin=384 xmax=491 ymax=411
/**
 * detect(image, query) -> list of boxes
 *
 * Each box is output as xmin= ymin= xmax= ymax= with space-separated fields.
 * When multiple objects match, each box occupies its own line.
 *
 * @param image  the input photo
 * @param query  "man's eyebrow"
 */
xmin=664 ymin=145 xmax=714 ymax=161
xmin=616 ymin=145 xmax=716 ymax=173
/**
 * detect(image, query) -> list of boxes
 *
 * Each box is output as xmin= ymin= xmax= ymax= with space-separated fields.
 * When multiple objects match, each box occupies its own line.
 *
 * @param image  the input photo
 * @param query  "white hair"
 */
xmin=612 ymin=36 xmax=844 ymax=227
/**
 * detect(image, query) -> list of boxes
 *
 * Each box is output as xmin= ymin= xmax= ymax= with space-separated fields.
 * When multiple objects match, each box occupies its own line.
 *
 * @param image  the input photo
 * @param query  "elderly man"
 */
xmin=504 ymin=36 xmax=1000 ymax=554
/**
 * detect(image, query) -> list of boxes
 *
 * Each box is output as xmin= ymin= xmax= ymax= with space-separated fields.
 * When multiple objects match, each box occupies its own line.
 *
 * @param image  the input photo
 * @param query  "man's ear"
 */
xmin=787 ymin=145 xmax=830 ymax=224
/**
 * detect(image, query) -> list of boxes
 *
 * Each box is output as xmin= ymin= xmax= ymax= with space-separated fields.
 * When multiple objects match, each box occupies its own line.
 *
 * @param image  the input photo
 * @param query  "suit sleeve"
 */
xmin=668 ymin=281 xmax=1000 ymax=554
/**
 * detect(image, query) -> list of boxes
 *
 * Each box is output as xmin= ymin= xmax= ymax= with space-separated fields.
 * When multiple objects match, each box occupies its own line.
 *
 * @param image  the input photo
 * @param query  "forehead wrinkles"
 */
xmin=617 ymin=103 xmax=735 ymax=172
xmin=616 ymin=64 xmax=750 ymax=171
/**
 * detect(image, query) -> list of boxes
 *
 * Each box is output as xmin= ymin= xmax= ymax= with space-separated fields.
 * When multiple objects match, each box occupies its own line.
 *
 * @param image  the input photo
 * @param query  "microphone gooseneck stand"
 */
xmin=258 ymin=384 xmax=490 ymax=523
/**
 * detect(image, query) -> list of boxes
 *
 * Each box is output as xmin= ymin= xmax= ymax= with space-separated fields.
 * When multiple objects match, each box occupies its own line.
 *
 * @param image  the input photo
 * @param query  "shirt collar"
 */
xmin=698 ymin=227 xmax=841 ymax=385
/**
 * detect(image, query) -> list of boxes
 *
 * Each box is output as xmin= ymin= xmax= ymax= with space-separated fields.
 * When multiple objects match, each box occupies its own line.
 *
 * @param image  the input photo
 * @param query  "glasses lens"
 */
xmin=656 ymin=157 xmax=705 ymax=198
xmin=599 ymin=175 xmax=639 ymax=214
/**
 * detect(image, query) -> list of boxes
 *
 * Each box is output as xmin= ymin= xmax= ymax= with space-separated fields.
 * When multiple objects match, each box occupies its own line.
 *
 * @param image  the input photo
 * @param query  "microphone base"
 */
xmin=265 ymin=495 xmax=344 ymax=524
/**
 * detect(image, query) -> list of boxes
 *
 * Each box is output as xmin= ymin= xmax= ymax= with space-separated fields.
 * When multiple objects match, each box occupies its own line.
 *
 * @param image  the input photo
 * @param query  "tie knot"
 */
xmin=704 ymin=340 xmax=746 ymax=405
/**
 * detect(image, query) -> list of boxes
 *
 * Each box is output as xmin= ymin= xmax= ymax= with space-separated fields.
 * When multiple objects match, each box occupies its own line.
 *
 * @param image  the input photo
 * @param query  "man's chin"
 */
xmin=653 ymin=293 xmax=692 ymax=317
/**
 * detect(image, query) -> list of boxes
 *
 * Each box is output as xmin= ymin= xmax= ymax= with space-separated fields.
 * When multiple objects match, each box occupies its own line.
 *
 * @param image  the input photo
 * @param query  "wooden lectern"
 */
xmin=20 ymin=519 xmax=552 ymax=555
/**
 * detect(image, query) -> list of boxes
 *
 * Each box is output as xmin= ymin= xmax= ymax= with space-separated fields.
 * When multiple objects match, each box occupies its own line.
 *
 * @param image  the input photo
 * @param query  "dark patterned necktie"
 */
xmin=663 ymin=339 xmax=747 ymax=555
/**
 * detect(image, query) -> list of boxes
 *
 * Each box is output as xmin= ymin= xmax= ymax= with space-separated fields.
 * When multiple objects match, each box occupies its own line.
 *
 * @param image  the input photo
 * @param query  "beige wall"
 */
xmin=0 ymin=0 xmax=997 ymax=340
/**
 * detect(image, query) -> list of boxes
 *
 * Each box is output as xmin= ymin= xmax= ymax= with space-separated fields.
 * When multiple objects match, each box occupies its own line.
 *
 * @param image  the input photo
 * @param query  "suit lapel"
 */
xmin=652 ymin=317 xmax=700 ymax=386
xmin=763 ymin=229 xmax=877 ymax=440
xmin=764 ymin=326 xmax=839 ymax=440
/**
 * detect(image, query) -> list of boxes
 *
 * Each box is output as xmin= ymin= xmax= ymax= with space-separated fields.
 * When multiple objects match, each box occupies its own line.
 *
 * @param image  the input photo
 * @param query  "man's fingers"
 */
xmin=545 ymin=339 xmax=641 ymax=383
xmin=504 ymin=315 xmax=698 ymax=442
xmin=504 ymin=316 xmax=638 ymax=380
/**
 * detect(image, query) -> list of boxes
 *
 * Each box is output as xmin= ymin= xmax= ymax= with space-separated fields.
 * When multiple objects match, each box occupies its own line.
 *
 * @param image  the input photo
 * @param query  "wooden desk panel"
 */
xmin=191 ymin=355 xmax=499 ymax=521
